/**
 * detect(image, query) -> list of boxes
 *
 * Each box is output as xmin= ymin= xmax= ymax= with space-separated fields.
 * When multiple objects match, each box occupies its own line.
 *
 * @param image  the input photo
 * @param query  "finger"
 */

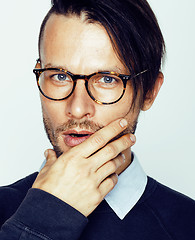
xmin=91 ymin=133 xmax=136 ymax=170
xmin=76 ymin=118 xmax=128 ymax=158
xmin=99 ymin=173 xmax=118 ymax=197
xmin=95 ymin=154 xmax=125 ymax=185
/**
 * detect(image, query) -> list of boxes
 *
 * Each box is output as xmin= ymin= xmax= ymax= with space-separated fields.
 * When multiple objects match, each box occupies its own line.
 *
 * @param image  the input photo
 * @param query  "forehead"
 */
xmin=40 ymin=14 xmax=126 ymax=74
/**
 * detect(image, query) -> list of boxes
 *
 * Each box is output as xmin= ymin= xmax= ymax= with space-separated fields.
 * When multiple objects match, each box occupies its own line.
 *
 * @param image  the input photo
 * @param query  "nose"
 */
xmin=65 ymin=80 xmax=95 ymax=120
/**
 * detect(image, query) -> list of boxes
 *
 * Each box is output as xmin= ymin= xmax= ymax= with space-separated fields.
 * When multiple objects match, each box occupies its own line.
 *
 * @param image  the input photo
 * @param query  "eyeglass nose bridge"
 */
xmin=69 ymin=73 xmax=97 ymax=103
xmin=70 ymin=73 xmax=95 ymax=82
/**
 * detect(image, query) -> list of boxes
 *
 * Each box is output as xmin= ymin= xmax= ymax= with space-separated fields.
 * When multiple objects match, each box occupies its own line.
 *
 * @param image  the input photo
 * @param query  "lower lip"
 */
xmin=63 ymin=134 xmax=91 ymax=147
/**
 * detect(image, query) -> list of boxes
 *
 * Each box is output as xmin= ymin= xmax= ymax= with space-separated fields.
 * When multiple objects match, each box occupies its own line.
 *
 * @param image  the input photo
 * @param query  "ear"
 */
xmin=141 ymin=72 xmax=164 ymax=111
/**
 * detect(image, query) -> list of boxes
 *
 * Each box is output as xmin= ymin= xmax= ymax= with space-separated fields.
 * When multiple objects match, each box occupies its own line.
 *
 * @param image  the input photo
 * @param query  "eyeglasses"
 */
xmin=33 ymin=67 xmax=148 ymax=105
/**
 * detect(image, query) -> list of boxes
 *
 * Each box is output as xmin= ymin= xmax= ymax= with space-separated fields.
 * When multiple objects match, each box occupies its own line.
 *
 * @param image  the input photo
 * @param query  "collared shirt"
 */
xmin=105 ymin=153 xmax=147 ymax=219
xmin=39 ymin=152 xmax=147 ymax=221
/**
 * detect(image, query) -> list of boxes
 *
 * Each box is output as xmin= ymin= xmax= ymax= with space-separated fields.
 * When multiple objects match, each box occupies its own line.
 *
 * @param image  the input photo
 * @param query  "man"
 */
xmin=0 ymin=0 xmax=194 ymax=239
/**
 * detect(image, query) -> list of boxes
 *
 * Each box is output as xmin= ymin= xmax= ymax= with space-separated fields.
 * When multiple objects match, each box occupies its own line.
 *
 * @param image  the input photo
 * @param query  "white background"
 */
xmin=0 ymin=0 xmax=194 ymax=199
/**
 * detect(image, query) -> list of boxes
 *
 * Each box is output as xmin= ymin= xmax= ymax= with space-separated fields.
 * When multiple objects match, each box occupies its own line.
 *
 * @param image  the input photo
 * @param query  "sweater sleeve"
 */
xmin=0 ymin=188 xmax=88 ymax=240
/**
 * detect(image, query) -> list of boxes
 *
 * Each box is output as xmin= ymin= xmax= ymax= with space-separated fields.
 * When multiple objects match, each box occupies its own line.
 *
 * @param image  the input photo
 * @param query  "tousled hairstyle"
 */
xmin=38 ymin=0 xmax=165 ymax=108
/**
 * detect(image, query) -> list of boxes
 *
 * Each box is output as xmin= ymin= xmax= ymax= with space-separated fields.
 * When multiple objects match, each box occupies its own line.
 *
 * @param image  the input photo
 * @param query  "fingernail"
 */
xmin=44 ymin=150 xmax=48 ymax=158
xmin=121 ymin=153 xmax=126 ymax=163
xmin=120 ymin=119 xmax=127 ymax=128
xmin=130 ymin=134 xmax=136 ymax=143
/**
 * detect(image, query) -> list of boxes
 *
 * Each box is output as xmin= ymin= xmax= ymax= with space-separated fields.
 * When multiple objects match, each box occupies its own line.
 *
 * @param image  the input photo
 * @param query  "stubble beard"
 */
xmin=43 ymin=116 xmax=138 ymax=158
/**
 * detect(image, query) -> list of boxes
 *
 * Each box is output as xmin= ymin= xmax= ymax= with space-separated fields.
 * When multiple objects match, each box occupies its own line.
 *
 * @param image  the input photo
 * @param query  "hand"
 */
xmin=32 ymin=118 xmax=136 ymax=217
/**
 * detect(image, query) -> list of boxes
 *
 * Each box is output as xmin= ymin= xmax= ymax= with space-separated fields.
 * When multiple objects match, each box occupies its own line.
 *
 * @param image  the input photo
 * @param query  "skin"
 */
xmin=33 ymin=14 xmax=163 ymax=217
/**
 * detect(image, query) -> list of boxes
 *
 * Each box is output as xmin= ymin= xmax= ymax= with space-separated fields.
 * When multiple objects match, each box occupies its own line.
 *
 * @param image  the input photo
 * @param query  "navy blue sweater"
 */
xmin=0 ymin=172 xmax=195 ymax=240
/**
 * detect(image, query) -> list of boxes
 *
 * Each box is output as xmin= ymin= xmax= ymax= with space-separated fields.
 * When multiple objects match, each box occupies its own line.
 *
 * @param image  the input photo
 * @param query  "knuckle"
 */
xmin=110 ymin=123 xmax=119 ymax=135
xmin=79 ymin=168 xmax=90 ymax=179
xmin=122 ymin=135 xmax=131 ymax=147
xmin=107 ymin=176 xmax=116 ymax=188
xmin=91 ymin=134 xmax=104 ymax=146
xmin=108 ymin=161 xmax=117 ymax=172
xmin=92 ymin=190 xmax=102 ymax=205
xmin=111 ymin=174 xmax=118 ymax=185
xmin=77 ymin=162 xmax=91 ymax=177
xmin=106 ymin=144 xmax=117 ymax=156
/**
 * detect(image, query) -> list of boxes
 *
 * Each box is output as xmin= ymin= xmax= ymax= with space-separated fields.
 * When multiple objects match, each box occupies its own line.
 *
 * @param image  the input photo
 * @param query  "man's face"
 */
xmin=39 ymin=14 xmax=141 ymax=157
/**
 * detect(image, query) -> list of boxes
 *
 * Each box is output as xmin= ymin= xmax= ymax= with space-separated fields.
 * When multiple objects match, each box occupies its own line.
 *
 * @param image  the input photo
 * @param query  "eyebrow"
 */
xmin=44 ymin=63 xmax=127 ymax=74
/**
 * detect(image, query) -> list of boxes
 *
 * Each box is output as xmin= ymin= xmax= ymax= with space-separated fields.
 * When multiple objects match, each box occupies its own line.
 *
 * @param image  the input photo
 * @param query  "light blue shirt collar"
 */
xmin=105 ymin=153 xmax=147 ymax=220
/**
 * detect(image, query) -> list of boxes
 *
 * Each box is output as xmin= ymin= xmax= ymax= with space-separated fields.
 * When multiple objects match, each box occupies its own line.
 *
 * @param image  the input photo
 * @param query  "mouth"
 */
xmin=69 ymin=133 xmax=89 ymax=137
xmin=62 ymin=130 xmax=93 ymax=147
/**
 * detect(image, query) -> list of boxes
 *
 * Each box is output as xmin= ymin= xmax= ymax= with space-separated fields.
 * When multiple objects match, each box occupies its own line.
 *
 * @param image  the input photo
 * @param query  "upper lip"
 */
xmin=62 ymin=129 xmax=94 ymax=135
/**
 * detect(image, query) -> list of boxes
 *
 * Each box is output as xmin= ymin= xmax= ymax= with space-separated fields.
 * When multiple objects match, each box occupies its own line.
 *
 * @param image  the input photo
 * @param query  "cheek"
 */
xmin=95 ymin=92 xmax=133 ymax=125
xmin=41 ymin=98 xmax=66 ymax=128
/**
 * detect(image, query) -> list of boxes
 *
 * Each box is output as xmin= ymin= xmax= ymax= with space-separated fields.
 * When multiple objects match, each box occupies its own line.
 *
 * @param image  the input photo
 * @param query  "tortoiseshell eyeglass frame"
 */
xmin=33 ymin=62 xmax=148 ymax=105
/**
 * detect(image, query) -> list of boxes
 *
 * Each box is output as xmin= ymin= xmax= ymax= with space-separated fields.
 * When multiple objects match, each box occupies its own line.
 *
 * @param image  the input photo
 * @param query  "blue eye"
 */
xmin=48 ymin=71 xmax=72 ymax=85
xmin=55 ymin=74 xmax=68 ymax=81
xmin=91 ymin=74 xmax=120 ymax=89
xmin=97 ymin=76 xmax=118 ymax=84
xmin=102 ymin=76 xmax=115 ymax=83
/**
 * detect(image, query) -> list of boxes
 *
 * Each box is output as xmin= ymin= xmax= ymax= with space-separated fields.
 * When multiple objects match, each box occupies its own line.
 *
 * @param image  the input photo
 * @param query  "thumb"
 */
xmin=44 ymin=149 xmax=57 ymax=165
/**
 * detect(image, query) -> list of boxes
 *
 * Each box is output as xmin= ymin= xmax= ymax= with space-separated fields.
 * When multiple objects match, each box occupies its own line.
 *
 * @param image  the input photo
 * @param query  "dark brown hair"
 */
xmin=39 ymin=0 xmax=165 ymax=108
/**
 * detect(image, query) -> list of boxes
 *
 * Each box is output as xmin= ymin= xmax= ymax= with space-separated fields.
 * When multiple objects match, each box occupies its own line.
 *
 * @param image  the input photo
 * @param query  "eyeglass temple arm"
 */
xmin=133 ymin=69 xmax=148 ymax=78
